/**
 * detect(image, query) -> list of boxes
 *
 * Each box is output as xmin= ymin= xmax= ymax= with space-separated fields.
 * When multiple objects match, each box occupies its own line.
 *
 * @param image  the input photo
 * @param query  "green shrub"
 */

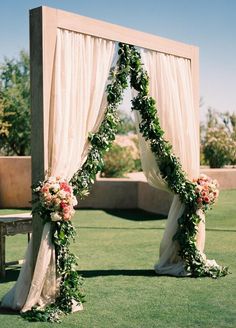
xmin=203 ymin=127 xmax=234 ymax=168
xmin=101 ymin=144 xmax=135 ymax=178
xmin=202 ymin=109 xmax=236 ymax=168
xmin=116 ymin=110 xmax=136 ymax=135
xmin=200 ymin=146 xmax=207 ymax=166
xmin=130 ymin=135 xmax=142 ymax=171
xmin=133 ymin=158 xmax=142 ymax=172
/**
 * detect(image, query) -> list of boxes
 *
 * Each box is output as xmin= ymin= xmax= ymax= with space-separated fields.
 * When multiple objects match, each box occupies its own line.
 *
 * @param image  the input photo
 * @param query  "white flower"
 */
xmin=50 ymin=212 xmax=62 ymax=221
xmin=48 ymin=176 xmax=57 ymax=184
xmin=72 ymin=196 xmax=78 ymax=206
xmin=51 ymin=183 xmax=60 ymax=193
xmin=58 ymin=190 xmax=67 ymax=199
xmin=196 ymin=209 xmax=205 ymax=222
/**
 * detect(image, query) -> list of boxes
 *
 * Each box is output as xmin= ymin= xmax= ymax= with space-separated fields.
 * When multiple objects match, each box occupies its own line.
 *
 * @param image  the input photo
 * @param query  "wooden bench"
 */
xmin=0 ymin=213 xmax=32 ymax=279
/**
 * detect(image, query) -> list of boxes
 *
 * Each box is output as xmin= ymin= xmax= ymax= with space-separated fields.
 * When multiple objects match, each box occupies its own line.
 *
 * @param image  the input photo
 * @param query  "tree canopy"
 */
xmin=0 ymin=50 xmax=30 ymax=155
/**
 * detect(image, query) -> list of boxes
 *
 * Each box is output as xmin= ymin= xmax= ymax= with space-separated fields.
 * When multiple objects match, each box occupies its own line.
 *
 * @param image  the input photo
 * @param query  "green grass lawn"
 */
xmin=0 ymin=189 xmax=236 ymax=328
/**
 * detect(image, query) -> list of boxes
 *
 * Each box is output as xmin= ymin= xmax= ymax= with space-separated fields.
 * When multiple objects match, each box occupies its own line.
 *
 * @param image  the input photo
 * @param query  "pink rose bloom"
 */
xmin=63 ymin=206 xmax=70 ymax=214
xmin=52 ymin=197 xmax=60 ymax=205
xmin=45 ymin=195 xmax=52 ymax=202
xmin=204 ymin=196 xmax=210 ymax=203
xmin=195 ymin=186 xmax=202 ymax=193
xmin=60 ymin=182 xmax=71 ymax=193
xmin=60 ymin=202 xmax=67 ymax=209
xmin=63 ymin=212 xmax=71 ymax=221
xmin=42 ymin=186 xmax=49 ymax=193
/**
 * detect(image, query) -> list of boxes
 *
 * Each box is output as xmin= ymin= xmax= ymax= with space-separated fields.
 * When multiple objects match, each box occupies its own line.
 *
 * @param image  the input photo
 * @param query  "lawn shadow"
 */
xmin=104 ymin=209 xmax=166 ymax=222
xmin=0 ymin=268 xmax=20 ymax=315
xmin=79 ymin=269 xmax=157 ymax=278
xmin=206 ymin=228 xmax=236 ymax=232
xmin=79 ymin=269 xmax=188 ymax=279
xmin=0 ymin=307 xmax=19 ymax=315
xmin=0 ymin=268 xmax=20 ymax=284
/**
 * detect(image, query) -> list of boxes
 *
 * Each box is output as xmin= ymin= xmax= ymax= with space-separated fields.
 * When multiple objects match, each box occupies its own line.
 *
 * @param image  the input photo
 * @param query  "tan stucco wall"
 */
xmin=79 ymin=178 xmax=138 ymax=209
xmin=0 ymin=157 xmax=235 ymax=213
xmin=0 ymin=156 xmax=31 ymax=208
xmin=201 ymin=168 xmax=236 ymax=190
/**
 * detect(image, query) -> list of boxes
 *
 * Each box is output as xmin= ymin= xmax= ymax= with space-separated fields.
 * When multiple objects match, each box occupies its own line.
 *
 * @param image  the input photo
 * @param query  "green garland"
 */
xmin=23 ymin=41 xmax=228 ymax=324
xmin=22 ymin=198 xmax=84 ymax=323
xmin=22 ymin=221 xmax=84 ymax=322
xmin=128 ymin=45 xmax=228 ymax=278
xmin=71 ymin=43 xmax=228 ymax=278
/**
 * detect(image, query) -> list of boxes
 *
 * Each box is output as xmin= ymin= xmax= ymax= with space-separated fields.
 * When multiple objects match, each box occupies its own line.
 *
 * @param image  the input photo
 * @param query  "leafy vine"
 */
xmin=22 ymin=221 xmax=84 ymax=322
xmin=22 ymin=180 xmax=85 ymax=323
xmin=71 ymin=42 xmax=228 ymax=278
xmin=128 ymin=45 xmax=228 ymax=278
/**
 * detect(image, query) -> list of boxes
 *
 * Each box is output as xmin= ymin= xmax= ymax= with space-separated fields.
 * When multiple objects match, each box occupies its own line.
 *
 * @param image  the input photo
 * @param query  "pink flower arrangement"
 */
xmin=35 ymin=176 xmax=77 ymax=222
xmin=193 ymin=174 xmax=219 ymax=212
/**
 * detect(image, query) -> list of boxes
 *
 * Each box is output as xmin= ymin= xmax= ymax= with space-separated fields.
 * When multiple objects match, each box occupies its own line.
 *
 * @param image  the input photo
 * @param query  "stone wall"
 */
xmin=0 ymin=157 xmax=235 ymax=214
xmin=0 ymin=157 xmax=31 ymax=208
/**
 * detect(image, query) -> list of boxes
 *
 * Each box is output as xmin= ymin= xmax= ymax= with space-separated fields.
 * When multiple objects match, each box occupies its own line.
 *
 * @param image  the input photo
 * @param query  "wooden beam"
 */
xmin=31 ymin=6 xmax=198 ymax=60
xmin=55 ymin=7 xmax=197 ymax=59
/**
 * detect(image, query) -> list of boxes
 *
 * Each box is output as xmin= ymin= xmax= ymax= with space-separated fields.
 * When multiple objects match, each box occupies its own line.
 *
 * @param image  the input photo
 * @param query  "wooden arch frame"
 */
xmin=30 ymin=6 xmax=199 ymax=263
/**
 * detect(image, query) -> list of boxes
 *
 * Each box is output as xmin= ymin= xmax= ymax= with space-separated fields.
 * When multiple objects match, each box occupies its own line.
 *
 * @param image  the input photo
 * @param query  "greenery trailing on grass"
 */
xmin=22 ymin=223 xmax=84 ymax=323
xmin=53 ymin=221 xmax=85 ymax=313
xmin=22 ymin=181 xmax=85 ymax=323
xmin=22 ymin=222 xmax=84 ymax=322
xmin=127 ymin=44 xmax=228 ymax=278
xmin=71 ymin=43 xmax=228 ymax=278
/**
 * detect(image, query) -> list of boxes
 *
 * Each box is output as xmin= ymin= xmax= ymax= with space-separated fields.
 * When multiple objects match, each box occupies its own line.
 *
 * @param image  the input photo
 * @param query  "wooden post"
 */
xmin=30 ymin=7 xmax=44 ymax=269
xmin=30 ymin=7 xmax=57 ymax=269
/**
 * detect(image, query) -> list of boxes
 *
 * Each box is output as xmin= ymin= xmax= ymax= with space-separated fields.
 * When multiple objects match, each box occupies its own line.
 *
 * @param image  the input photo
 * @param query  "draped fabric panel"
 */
xmin=49 ymin=29 xmax=116 ymax=180
xmin=1 ymin=29 xmax=115 ymax=311
xmin=135 ymin=49 xmax=203 ymax=276
xmin=140 ymin=49 xmax=199 ymax=180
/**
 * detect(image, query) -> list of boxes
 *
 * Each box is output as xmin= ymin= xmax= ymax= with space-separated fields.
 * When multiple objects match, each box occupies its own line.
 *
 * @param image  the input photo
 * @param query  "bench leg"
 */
xmin=28 ymin=233 xmax=31 ymax=243
xmin=0 ymin=235 xmax=6 ymax=279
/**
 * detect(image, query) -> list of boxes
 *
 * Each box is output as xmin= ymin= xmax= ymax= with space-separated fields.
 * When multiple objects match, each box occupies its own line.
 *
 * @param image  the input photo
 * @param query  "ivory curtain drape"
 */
xmin=135 ymin=49 xmax=203 ymax=276
xmin=49 ymin=29 xmax=116 ymax=180
xmin=1 ymin=29 xmax=115 ymax=311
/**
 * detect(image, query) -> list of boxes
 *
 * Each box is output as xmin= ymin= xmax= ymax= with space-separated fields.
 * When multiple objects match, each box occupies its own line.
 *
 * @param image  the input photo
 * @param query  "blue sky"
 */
xmin=0 ymin=0 xmax=235 ymax=120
